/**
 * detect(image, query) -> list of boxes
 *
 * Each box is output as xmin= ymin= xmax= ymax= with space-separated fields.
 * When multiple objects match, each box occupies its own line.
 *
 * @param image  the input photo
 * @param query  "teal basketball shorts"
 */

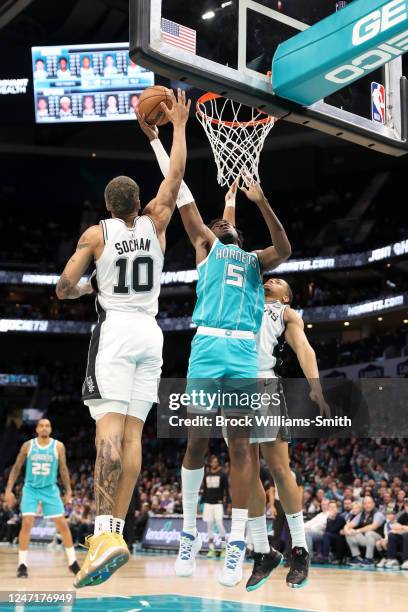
xmin=21 ymin=484 xmax=64 ymax=518
xmin=186 ymin=330 xmax=258 ymax=413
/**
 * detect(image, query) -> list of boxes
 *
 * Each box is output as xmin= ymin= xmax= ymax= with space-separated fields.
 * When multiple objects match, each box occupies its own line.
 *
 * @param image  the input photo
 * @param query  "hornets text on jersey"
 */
xmin=192 ymin=240 xmax=264 ymax=332
xmin=25 ymin=438 xmax=59 ymax=488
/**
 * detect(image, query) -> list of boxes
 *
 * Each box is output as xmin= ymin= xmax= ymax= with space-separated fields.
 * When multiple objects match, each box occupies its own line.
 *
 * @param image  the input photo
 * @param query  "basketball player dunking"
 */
xmin=223 ymin=200 xmax=330 ymax=590
xmin=5 ymin=418 xmax=79 ymax=578
xmin=139 ymin=117 xmax=292 ymax=587
xmin=56 ymin=89 xmax=190 ymax=588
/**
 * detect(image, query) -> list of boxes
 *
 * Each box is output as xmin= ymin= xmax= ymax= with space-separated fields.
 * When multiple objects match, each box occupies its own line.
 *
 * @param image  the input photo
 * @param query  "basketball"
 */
xmin=138 ymin=85 xmax=173 ymax=126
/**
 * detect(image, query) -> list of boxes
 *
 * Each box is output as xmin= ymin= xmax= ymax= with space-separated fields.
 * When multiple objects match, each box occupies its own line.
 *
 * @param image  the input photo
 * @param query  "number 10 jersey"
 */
xmin=96 ymin=215 xmax=164 ymax=316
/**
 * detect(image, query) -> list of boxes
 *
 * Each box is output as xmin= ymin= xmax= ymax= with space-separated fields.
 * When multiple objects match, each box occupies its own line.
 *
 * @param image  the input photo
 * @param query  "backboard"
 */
xmin=130 ymin=0 xmax=408 ymax=156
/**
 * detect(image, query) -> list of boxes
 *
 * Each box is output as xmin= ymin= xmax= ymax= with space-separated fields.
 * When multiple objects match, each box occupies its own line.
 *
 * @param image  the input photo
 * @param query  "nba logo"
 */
xmin=371 ymin=82 xmax=386 ymax=125
xmin=336 ymin=1 xmax=347 ymax=10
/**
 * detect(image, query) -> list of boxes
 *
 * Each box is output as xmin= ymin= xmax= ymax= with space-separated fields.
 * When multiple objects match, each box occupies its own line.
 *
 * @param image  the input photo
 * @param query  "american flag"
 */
xmin=161 ymin=18 xmax=197 ymax=54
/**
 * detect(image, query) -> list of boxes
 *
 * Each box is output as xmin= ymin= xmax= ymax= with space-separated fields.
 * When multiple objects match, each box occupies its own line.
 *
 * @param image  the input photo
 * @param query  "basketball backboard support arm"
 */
xmin=130 ymin=0 xmax=408 ymax=156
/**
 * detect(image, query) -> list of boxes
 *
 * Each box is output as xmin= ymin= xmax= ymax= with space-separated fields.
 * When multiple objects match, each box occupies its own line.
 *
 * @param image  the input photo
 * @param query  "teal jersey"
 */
xmin=25 ymin=438 xmax=59 ymax=489
xmin=193 ymin=240 xmax=264 ymax=332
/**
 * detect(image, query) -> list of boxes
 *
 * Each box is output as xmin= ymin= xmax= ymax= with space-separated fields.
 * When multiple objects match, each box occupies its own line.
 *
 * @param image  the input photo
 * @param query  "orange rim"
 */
xmin=196 ymin=92 xmax=275 ymax=128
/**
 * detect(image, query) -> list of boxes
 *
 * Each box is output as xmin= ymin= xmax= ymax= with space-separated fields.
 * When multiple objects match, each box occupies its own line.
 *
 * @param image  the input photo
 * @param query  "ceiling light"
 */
xmin=377 ymin=317 xmax=383 ymax=322
xmin=344 ymin=321 xmax=350 ymax=327
xmin=307 ymin=324 xmax=313 ymax=329
xmin=202 ymin=10 xmax=216 ymax=20
xmin=221 ymin=1 xmax=233 ymax=7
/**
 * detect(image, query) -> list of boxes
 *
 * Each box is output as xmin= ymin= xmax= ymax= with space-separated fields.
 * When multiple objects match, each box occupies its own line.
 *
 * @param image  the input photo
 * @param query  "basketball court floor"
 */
xmin=1 ymin=547 xmax=406 ymax=612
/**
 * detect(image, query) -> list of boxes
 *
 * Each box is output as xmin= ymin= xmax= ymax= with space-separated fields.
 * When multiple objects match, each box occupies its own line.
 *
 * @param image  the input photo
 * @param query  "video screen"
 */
xmin=31 ymin=43 xmax=154 ymax=123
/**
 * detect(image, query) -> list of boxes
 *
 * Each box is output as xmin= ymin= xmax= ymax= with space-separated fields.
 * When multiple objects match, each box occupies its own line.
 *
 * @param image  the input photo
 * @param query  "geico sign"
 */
xmin=352 ymin=0 xmax=407 ymax=46
xmin=325 ymin=29 xmax=408 ymax=84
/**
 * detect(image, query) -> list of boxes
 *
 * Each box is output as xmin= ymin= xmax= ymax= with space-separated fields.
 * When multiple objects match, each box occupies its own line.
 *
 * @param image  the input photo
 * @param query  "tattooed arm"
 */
xmin=56 ymin=225 xmax=102 ymax=299
xmin=58 ymin=442 xmax=73 ymax=505
xmin=5 ymin=442 xmax=29 ymax=509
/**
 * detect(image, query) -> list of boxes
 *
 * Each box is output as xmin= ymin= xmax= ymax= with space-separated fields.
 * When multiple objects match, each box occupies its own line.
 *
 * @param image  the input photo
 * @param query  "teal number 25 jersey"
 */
xmin=25 ymin=438 xmax=59 ymax=488
xmin=192 ymin=240 xmax=264 ymax=332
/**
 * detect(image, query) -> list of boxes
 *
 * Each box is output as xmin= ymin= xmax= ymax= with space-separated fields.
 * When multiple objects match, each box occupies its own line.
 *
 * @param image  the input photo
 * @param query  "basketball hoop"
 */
xmin=196 ymin=92 xmax=276 ymax=188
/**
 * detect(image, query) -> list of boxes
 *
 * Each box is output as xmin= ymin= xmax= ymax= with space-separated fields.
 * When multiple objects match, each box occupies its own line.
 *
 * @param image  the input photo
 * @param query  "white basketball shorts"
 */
xmin=82 ymin=309 xmax=163 ymax=419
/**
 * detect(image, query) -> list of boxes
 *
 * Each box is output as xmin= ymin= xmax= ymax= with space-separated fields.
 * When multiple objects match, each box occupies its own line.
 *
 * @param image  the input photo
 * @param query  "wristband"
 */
xmin=150 ymin=138 xmax=195 ymax=208
xmin=225 ymin=189 xmax=237 ymax=208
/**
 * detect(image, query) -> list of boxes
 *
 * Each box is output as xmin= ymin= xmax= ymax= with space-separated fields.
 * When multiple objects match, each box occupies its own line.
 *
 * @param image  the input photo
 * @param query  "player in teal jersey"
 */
xmin=142 ymin=118 xmax=291 ymax=586
xmin=5 ymin=418 xmax=79 ymax=578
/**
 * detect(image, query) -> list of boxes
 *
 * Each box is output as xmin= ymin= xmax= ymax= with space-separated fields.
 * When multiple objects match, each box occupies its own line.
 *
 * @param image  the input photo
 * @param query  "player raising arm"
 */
xmin=139 ymin=116 xmax=291 ymax=587
xmin=221 ymin=197 xmax=329 ymax=590
xmin=56 ymin=89 xmax=190 ymax=589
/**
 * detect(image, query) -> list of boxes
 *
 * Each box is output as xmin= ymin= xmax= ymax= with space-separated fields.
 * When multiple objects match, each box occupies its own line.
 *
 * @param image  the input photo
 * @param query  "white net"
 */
xmin=196 ymin=94 xmax=276 ymax=188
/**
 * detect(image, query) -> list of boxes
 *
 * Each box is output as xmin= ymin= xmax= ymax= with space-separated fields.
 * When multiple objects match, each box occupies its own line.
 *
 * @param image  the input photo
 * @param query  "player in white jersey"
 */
xmin=222 ymin=204 xmax=330 ymax=591
xmin=5 ymin=419 xmax=79 ymax=579
xmin=56 ymin=89 xmax=190 ymax=588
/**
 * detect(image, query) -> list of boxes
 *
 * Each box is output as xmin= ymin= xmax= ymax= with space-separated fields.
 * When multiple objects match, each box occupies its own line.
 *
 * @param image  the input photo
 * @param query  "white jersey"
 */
xmin=257 ymin=300 xmax=288 ymax=373
xmin=95 ymin=215 xmax=163 ymax=316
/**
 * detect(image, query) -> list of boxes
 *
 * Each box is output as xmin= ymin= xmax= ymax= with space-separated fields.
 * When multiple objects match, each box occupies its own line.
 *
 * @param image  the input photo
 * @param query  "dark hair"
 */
xmin=59 ymin=57 xmax=68 ymax=64
xmin=105 ymin=176 xmax=140 ymax=216
xmin=208 ymin=219 xmax=243 ymax=248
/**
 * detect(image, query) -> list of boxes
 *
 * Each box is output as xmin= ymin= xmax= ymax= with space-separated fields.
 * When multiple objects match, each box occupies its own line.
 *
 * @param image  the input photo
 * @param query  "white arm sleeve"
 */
xmin=150 ymin=138 xmax=194 ymax=208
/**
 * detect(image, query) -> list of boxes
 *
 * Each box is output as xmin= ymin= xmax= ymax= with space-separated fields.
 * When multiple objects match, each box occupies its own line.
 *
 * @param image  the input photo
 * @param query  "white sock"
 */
xmin=285 ymin=511 xmax=308 ymax=550
xmin=113 ymin=518 xmax=125 ymax=535
xmin=182 ymin=466 xmax=204 ymax=536
xmin=248 ymin=515 xmax=270 ymax=554
xmin=18 ymin=550 xmax=27 ymax=566
xmin=65 ymin=546 xmax=76 ymax=565
xmin=229 ymin=508 xmax=248 ymax=543
xmin=94 ymin=514 xmax=113 ymax=535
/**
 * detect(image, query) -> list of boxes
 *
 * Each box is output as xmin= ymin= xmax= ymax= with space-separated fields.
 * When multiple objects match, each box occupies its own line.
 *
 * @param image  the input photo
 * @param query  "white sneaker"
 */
xmin=401 ymin=560 xmax=408 ymax=570
xmin=385 ymin=558 xmax=400 ymax=569
xmin=218 ymin=541 xmax=246 ymax=587
xmin=175 ymin=531 xmax=202 ymax=577
xmin=376 ymin=558 xmax=387 ymax=568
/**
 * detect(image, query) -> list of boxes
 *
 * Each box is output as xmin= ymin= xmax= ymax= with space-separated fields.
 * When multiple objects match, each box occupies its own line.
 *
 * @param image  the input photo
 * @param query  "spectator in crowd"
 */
xmin=160 ymin=490 xmax=175 ymax=514
xmin=68 ymin=503 xmax=83 ymax=545
xmin=385 ymin=499 xmax=408 ymax=569
xmin=341 ymin=498 xmax=353 ymax=521
xmin=135 ymin=503 xmax=150 ymax=542
xmin=304 ymin=498 xmax=330 ymax=559
xmin=394 ymin=490 xmax=407 ymax=516
xmin=345 ymin=496 xmax=385 ymax=566
xmin=321 ymin=501 xmax=346 ymax=564
xmin=376 ymin=510 xmax=397 ymax=568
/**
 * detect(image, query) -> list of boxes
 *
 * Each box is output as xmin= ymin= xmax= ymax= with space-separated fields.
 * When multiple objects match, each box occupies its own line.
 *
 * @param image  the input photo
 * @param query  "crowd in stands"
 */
xmin=1 ymin=419 xmax=408 ymax=569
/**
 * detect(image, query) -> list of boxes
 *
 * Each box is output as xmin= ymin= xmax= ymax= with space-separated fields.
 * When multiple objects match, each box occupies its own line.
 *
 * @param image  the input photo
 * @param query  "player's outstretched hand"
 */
xmin=137 ymin=111 xmax=159 ymax=141
xmin=310 ymin=389 xmax=331 ymax=418
xmin=160 ymin=88 xmax=191 ymax=126
xmin=5 ymin=491 xmax=16 ymax=509
xmin=240 ymin=170 xmax=265 ymax=205
xmin=225 ymin=178 xmax=238 ymax=206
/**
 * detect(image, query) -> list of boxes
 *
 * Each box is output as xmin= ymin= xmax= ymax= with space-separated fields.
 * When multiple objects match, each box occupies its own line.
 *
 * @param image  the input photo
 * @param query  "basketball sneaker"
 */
xmin=17 ymin=564 xmax=28 ymax=578
xmin=286 ymin=546 xmax=310 ymax=588
xmin=246 ymin=547 xmax=283 ymax=592
xmin=73 ymin=532 xmax=130 ymax=588
xmin=175 ymin=531 xmax=202 ymax=577
xmin=218 ymin=541 xmax=246 ymax=587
